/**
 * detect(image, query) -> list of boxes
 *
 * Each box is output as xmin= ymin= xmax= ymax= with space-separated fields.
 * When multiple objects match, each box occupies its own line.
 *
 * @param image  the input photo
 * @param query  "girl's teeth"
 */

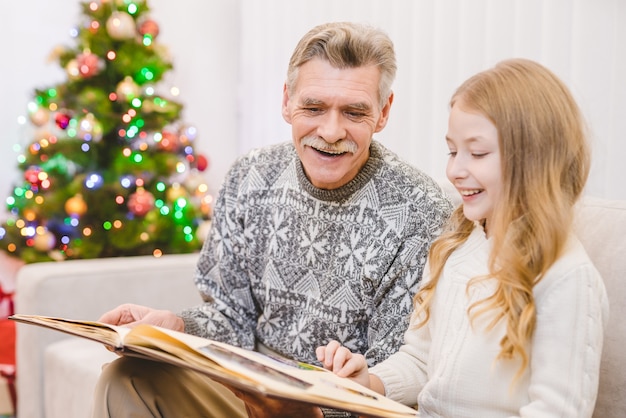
xmin=461 ymin=189 xmax=481 ymax=196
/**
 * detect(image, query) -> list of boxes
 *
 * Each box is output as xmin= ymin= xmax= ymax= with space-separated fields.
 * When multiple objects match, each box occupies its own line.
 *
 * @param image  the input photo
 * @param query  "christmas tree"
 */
xmin=0 ymin=0 xmax=212 ymax=263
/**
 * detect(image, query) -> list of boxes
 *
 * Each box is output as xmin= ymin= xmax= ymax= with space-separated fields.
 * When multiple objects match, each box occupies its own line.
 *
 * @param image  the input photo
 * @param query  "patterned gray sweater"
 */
xmin=181 ymin=140 xmax=453 ymax=366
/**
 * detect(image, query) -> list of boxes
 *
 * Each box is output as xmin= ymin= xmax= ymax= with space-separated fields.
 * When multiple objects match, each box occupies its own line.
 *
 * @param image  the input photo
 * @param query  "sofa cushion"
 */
xmin=575 ymin=197 xmax=626 ymax=417
xmin=44 ymin=338 xmax=117 ymax=418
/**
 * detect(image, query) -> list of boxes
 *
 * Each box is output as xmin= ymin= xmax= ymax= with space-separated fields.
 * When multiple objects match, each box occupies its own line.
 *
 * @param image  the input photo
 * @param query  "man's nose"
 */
xmin=317 ymin=111 xmax=346 ymax=143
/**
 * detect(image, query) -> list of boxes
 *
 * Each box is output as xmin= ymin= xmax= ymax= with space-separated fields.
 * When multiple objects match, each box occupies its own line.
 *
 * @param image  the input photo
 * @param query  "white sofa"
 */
xmin=14 ymin=253 xmax=200 ymax=418
xmin=14 ymin=196 xmax=626 ymax=418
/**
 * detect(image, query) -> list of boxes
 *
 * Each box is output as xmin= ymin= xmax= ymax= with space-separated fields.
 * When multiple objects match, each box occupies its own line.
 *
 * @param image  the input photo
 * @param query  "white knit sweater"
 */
xmin=370 ymin=225 xmax=609 ymax=417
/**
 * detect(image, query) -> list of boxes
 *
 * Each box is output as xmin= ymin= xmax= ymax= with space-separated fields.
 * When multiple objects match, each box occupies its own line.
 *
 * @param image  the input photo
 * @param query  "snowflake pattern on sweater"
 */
xmin=181 ymin=141 xmax=453 ymax=366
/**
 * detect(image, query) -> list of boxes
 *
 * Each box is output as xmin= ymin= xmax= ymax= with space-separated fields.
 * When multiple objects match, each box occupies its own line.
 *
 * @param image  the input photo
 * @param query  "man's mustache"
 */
xmin=301 ymin=136 xmax=357 ymax=154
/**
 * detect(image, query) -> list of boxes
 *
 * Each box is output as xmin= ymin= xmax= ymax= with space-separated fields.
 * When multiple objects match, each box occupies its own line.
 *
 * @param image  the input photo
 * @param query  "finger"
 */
xmin=334 ymin=355 xmax=360 ymax=377
xmin=323 ymin=340 xmax=342 ymax=368
xmin=315 ymin=346 xmax=326 ymax=363
xmin=98 ymin=303 xmax=139 ymax=325
xmin=98 ymin=308 xmax=123 ymax=324
xmin=332 ymin=347 xmax=352 ymax=373
xmin=339 ymin=354 xmax=368 ymax=378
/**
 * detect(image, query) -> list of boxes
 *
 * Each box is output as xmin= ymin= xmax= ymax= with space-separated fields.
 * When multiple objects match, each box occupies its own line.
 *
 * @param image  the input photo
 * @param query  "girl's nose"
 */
xmin=446 ymin=154 xmax=469 ymax=181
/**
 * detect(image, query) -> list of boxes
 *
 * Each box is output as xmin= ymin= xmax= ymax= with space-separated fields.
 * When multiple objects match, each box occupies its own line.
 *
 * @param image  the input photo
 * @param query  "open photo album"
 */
xmin=10 ymin=314 xmax=418 ymax=417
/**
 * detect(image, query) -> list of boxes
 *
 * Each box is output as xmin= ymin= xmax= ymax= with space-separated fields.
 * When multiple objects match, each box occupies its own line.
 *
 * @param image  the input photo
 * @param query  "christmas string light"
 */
xmin=1 ymin=0 xmax=212 ymax=262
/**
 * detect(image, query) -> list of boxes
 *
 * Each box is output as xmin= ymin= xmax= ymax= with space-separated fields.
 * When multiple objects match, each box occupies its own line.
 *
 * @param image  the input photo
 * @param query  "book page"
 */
xmin=10 ymin=314 xmax=129 ymax=348
xmin=10 ymin=315 xmax=418 ymax=417
xmin=126 ymin=325 xmax=418 ymax=417
xmin=201 ymin=341 xmax=417 ymax=417
xmin=121 ymin=326 xmax=270 ymax=393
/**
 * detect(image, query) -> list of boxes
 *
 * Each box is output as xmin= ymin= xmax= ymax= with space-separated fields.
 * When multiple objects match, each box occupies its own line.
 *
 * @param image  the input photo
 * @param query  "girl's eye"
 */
xmin=472 ymin=153 xmax=487 ymax=158
xmin=447 ymin=151 xmax=457 ymax=157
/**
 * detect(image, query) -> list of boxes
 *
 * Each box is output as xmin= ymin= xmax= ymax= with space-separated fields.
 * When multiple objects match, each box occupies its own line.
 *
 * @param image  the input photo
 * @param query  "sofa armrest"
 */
xmin=15 ymin=253 xmax=200 ymax=418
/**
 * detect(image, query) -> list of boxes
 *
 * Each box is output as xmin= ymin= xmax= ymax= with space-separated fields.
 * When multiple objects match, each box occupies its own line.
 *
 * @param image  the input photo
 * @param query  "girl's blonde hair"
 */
xmin=413 ymin=58 xmax=590 ymax=380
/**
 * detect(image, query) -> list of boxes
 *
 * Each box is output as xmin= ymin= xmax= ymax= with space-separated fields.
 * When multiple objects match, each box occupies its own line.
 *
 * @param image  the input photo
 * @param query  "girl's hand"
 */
xmin=316 ymin=340 xmax=371 ymax=389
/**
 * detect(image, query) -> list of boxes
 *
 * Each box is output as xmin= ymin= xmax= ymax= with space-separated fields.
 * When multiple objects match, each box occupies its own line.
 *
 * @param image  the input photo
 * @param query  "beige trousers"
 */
xmin=91 ymin=356 xmax=247 ymax=418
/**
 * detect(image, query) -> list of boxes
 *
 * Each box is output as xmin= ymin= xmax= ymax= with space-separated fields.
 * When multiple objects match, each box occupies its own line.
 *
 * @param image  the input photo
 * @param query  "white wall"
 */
xmin=1 ymin=0 xmax=624 ymax=208
xmin=237 ymin=0 xmax=626 ymax=200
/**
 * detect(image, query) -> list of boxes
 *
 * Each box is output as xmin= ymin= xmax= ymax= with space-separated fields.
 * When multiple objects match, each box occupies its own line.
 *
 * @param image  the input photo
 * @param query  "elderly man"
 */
xmin=92 ymin=21 xmax=452 ymax=418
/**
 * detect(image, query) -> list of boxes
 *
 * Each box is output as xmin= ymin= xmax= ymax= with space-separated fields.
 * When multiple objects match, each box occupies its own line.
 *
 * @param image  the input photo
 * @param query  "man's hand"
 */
xmin=98 ymin=303 xmax=185 ymax=332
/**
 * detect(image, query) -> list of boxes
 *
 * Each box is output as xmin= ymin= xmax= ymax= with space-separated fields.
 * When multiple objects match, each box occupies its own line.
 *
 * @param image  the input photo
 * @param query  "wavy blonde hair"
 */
xmin=413 ymin=58 xmax=590 ymax=380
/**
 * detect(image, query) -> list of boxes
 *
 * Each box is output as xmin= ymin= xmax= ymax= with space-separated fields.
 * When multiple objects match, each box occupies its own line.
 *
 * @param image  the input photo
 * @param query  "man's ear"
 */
xmin=281 ymin=83 xmax=292 ymax=124
xmin=374 ymin=91 xmax=394 ymax=133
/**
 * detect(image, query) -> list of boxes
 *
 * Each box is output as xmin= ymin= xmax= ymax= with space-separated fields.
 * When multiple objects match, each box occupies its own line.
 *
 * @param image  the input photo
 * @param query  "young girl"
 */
xmin=316 ymin=58 xmax=609 ymax=417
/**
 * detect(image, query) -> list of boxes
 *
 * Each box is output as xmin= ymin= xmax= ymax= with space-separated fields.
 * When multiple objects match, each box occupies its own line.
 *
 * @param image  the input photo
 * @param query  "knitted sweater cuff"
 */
xmin=180 ymin=314 xmax=202 ymax=336
xmin=320 ymin=408 xmax=357 ymax=417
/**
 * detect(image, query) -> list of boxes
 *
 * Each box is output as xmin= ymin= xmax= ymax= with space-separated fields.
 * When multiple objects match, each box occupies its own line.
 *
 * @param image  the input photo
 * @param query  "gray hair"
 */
xmin=286 ymin=22 xmax=397 ymax=110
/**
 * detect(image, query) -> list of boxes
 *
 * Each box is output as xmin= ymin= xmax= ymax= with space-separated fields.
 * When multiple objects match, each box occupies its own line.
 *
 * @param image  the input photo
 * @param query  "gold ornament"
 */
xmin=65 ymin=194 xmax=88 ymax=216
xmin=200 ymin=194 xmax=214 ymax=217
xmin=29 ymin=107 xmax=50 ymax=126
xmin=23 ymin=208 xmax=37 ymax=221
xmin=116 ymin=76 xmax=140 ymax=102
xmin=65 ymin=59 xmax=81 ymax=80
xmin=166 ymin=183 xmax=186 ymax=202
xmin=106 ymin=11 xmax=136 ymax=40
xmin=33 ymin=230 xmax=56 ymax=252
xmin=77 ymin=113 xmax=104 ymax=142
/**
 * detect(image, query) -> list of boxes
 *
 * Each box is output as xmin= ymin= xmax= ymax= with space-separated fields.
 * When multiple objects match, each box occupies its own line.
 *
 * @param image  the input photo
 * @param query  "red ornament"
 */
xmin=55 ymin=112 xmax=71 ymax=130
xmin=128 ymin=188 xmax=155 ymax=216
xmin=76 ymin=51 xmax=101 ymax=78
xmin=157 ymin=131 xmax=180 ymax=152
xmin=24 ymin=166 xmax=43 ymax=185
xmin=138 ymin=19 xmax=160 ymax=38
xmin=196 ymin=154 xmax=209 ymax=172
